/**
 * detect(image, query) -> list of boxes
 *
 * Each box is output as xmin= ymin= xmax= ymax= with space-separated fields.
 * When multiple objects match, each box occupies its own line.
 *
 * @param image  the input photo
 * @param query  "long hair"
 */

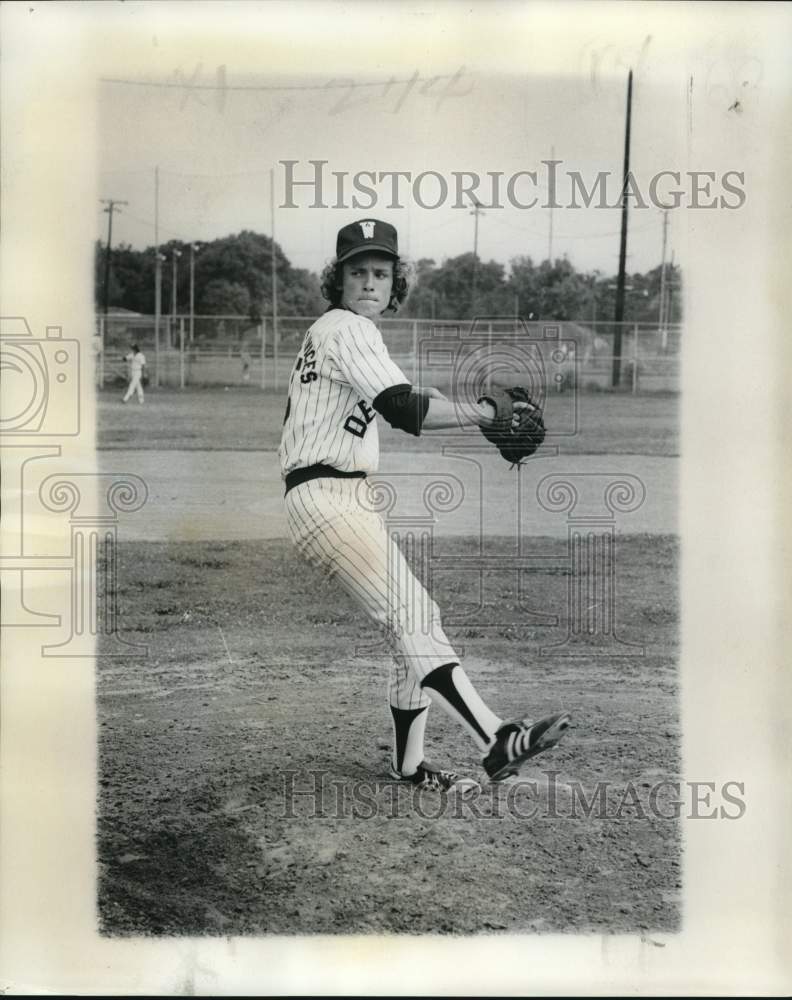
xmin=320 ymin=256 xmax=411 ymax=313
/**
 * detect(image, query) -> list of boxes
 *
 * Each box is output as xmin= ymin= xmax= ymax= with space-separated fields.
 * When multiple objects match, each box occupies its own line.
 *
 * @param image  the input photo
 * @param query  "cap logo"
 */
xmin=359 ymin=221 xmax=376 ymax=239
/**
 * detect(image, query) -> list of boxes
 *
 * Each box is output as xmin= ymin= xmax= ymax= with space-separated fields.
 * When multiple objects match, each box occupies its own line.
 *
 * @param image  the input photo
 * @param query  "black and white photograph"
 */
xmin=1 ymin=1 xmax=790 ymax=995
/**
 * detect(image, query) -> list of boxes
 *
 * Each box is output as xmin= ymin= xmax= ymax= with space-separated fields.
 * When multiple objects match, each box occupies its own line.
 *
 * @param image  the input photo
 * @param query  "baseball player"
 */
xmin=122 ymin=343 xmax=147 ymax=404
xmin=278 ymin=219 xmax=570 ymax=790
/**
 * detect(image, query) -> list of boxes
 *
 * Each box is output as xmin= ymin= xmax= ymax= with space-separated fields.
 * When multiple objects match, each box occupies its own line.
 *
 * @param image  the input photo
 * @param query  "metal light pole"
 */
xmin=658 ymin=209 xmax=670 ymax=352
xmin=469 ymin=195 xmax=484 ymax=317
xmin=589 ymin=273 xmax=600 ymax=327
xmin=171 ymin=249 xmax=182 ymax=318
xmin=170 ymin=248 xmax=182 ymax=349
xmin=189 ymin=243 xmax=201 ymax=344
xmin=154 ymin=252 xmax=166 ymax=386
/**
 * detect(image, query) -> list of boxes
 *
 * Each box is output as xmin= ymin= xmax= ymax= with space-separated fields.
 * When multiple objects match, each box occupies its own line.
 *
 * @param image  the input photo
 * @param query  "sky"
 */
xmin=98 ymin=54 xmax=694 ymax=279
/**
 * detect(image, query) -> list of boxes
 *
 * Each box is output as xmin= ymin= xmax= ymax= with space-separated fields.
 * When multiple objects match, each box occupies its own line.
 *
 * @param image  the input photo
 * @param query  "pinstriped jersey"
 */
xmin=279 ymin=308 xmax=410 ymax=477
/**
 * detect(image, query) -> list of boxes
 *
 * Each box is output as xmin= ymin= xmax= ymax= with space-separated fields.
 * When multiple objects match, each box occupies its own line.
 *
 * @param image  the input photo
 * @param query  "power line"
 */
xmin=486 ymin=210 xmax=657 ymax=242
xmin=101 ymin=166 xmax=267 ymax=180
xmin=99 ymin=70 xmax=469 ymax=92
xmin=115 ymin=207 xmax=194 ymax=244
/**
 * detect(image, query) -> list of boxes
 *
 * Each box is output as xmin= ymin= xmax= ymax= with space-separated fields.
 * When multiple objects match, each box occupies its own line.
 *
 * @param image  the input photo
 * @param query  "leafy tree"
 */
xmin=94 ymin=231 xmax=324 ymax=320
xmin=95 ymin=231 xmax=682 ymax=328
xmin=403 ymin=253 xmax=511 ymax=319
xmin=199 ymin=279 xmax=251 ymax=316
xmin=533 ymin=258 xmax=591 ymax=320
xmin=506 ymin=256 xmax=540 ymax=319
xmin=590 ymin=265 xmax=683 ymax=327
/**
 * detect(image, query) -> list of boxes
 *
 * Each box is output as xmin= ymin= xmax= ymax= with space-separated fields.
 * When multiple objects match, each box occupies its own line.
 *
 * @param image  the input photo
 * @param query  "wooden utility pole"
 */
xmin=100 ymin=198 xmax=128 ymax=316
xmin=612 ymin=69 xmax=633 ymax=388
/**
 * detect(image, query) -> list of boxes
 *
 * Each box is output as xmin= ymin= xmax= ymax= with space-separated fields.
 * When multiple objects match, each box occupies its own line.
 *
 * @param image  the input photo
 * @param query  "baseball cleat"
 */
xmin=389 ymin=760 xmax=462 ymax=791
xmin=482 ymin=711 xmax=571 ymax=782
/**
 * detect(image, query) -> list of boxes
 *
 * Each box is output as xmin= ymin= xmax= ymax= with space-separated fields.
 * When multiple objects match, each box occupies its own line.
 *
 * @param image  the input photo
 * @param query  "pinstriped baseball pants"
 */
xmin=285 ymin=477 xmax=460 ymax=710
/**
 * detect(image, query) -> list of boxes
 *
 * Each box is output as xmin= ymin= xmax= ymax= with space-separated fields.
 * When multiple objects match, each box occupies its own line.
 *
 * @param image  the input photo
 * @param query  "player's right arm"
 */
xmin=421 ymin=395 xmax=497 ymax=431
xmin=329 ymin=316 xmax=496 ymax=436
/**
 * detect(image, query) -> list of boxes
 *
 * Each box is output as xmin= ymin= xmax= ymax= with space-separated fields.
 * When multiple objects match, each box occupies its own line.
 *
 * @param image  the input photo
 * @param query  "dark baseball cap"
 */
xmin=336 ymin=219 xmax=399 ymax=264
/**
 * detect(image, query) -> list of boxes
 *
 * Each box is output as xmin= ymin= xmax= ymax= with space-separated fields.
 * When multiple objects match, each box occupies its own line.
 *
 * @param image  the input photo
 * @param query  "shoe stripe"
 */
xmin=485 ymin=713 xmax=571 ymax=780
xmin=391 ymin=763 xmax=461 ymax=789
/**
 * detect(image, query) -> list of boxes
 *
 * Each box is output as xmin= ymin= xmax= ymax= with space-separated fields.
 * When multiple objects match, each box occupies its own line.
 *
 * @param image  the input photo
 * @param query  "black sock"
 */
xmin=420 ymin=662 xmax=502 ymax=752
xmin=389 ymin=704 xmax=428 ymax=773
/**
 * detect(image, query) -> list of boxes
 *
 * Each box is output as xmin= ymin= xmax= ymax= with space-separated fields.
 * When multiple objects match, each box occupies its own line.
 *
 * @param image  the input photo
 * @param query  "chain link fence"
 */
xmin=97 ymin=314 xmax=682 ymax=394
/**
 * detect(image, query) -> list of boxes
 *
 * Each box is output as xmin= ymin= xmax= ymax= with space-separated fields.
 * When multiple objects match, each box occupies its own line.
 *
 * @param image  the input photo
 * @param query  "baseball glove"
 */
xmin=478 ymin=386 xmax=546 ymax=466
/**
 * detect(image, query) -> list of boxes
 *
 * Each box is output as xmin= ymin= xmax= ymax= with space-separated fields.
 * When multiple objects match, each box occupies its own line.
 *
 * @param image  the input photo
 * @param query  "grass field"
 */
xmin=97 ymin=386 xmax=679 ymax=456
xmin=96 ymin=382 xmax=681 ymax=936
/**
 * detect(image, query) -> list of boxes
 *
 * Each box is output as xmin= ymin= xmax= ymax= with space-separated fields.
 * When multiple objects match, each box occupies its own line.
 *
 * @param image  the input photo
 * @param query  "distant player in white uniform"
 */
xmin=122 ymin=343 xmax=147 ymax=404
xmin=279 ymin=219 xmax=570 ymax=789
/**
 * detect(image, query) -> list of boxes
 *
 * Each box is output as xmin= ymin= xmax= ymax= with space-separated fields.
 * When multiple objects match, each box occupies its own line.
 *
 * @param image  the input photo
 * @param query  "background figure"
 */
xmin=123 ymin=343 xmax=147 ymax=404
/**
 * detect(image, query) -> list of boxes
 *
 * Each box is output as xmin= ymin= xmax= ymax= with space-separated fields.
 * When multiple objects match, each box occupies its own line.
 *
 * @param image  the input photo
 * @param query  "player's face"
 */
xmin=340 ymin=254 xmax=395 ymax=319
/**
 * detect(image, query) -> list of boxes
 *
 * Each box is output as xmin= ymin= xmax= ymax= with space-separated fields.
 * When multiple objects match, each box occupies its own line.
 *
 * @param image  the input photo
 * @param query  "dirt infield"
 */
xmin=99 ymin=448 xmax=677 ymax=542
xmin=97 ymin=386 xmax=679 ymax=456
xmin=98 ymin=532 xmax=680 ymax=936
xmin=96 ymin=384 xmax=681 ymax=937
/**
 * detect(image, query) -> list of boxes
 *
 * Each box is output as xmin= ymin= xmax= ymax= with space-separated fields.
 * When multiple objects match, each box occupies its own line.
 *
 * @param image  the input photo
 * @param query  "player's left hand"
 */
xmin=422 ymin=386 xmax=448 ymax=401
xmin=477 ymin=386 xmax=546 ymax=466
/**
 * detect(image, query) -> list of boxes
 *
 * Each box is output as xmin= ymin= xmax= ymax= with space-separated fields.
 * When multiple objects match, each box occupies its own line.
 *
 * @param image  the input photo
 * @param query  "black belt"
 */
xmin=284 ymin=463 xmax=366 ymax=495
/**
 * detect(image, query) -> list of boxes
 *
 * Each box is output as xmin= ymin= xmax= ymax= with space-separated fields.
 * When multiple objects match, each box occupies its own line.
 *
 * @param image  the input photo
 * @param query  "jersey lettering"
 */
xmin=343 ymin=400 xmax=375 ymax=438
xmin=295 ymin=336 xmax=318 ymax=384
xmin=279 ymin=310 xmax=411 ymax=478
